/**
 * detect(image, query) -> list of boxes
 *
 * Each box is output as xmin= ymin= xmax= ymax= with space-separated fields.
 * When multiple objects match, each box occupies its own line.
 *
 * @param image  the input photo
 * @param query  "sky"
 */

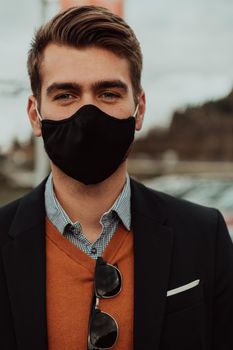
xmin=0 ymin=0 xmax=233 ymax=150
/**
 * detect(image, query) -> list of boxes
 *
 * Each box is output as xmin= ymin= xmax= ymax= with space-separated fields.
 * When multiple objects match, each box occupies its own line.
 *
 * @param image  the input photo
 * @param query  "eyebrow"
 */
xmin=46 ymin=79 xmax=128 ymax=97
xmin=92 ymin=80 xmax=128 ymax=93
xmin=46 ymin=82 xmax=81 ymax=97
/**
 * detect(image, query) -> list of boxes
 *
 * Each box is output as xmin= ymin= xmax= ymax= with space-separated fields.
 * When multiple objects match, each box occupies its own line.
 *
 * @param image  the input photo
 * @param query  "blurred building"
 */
xmin=132 ymin=90 xmax=233 ymax=162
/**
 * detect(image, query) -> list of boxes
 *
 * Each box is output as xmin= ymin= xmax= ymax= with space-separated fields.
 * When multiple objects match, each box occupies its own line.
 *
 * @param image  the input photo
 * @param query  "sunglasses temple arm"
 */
xmin=87 ymin=293 xmax=96 ymax=350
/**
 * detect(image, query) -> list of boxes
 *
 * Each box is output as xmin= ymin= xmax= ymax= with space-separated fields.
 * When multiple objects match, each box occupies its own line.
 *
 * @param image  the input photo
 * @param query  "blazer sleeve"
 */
xmin=213 ymin=210 xmax=233 ymax=349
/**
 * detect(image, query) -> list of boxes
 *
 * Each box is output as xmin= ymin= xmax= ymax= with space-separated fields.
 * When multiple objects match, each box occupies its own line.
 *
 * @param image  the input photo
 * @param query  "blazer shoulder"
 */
xmin=0 ymin=198 xmax=23 ymax=245
xmin=0 ymin=177 xmax=47 ymax=232
xmin=0 ymin=197 xmax=22 ymax=219
xmin=131 ymin=178 xmax=221 ymax=227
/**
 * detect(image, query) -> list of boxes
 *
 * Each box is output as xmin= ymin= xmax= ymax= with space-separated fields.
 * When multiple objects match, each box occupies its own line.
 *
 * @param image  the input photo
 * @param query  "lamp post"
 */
xmin=59 ymin=0 xmax=124 ymax=17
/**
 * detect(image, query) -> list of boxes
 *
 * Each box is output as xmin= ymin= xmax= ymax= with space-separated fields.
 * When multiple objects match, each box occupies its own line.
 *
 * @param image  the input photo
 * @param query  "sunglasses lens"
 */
xmin=95 ymin=262 xmax=121 ymax=298
xmin=89 ymin=309 xmax=118 ymax=349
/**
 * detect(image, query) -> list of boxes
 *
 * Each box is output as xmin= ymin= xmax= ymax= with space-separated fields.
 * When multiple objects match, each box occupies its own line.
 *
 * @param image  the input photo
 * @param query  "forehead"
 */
xmin=40 ymin=43 xmax=132 ymax=90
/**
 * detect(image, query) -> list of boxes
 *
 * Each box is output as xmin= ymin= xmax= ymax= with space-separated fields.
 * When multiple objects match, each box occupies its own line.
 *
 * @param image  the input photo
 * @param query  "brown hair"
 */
xmin=27 ymin=5 xmax=143 ymax=103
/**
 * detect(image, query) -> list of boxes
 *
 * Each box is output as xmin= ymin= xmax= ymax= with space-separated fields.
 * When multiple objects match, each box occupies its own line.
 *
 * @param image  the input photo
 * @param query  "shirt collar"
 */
xmin=110 ymin=174 xmax=131 ymax=230
xmin=44 ymin=173 xmax=131 ymax=235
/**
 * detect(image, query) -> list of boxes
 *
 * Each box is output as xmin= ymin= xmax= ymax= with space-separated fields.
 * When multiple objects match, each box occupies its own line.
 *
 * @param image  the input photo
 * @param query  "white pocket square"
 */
xmin=167 ymin=279 xmax=200 ymax=297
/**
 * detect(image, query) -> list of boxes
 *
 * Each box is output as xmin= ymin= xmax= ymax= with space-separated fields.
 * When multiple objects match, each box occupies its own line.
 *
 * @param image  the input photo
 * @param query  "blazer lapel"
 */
xmin=2 ymin=180 xmax=48 ymax=350
xmin=131 ymin=179 xmax=174 ymax=350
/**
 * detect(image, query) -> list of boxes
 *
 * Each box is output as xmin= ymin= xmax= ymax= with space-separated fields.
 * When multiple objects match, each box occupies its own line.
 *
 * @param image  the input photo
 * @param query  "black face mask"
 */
xmin=37 ymin=104 xmax=137 ymax=185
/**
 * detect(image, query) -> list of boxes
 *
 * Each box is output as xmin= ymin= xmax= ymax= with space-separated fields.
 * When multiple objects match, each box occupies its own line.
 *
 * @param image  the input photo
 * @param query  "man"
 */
xmin=0 ymin=6 xmax=233 ymax=350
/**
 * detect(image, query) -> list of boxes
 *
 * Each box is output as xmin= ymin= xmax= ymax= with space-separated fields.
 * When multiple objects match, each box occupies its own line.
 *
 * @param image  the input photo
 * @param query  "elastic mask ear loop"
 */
xmin=35 ymin=102 xmax=43 ymax=124
xmin=133 ymin=104 xmax=139 ymax=118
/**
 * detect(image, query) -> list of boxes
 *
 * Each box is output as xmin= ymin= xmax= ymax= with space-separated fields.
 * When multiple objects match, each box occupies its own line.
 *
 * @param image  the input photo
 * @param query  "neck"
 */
xmin=51 ymin=162 xmax=128 ymax=242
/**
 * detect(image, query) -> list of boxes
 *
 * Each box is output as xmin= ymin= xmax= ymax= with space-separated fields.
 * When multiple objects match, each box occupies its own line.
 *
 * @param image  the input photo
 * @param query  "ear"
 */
xmin=27 ymin=96 xmax=42 ymax=137
xmin=135 ymin=90 xmax=146 ymax=131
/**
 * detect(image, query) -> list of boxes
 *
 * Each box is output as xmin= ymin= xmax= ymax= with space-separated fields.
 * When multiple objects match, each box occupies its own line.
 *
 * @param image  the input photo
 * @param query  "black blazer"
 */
xmin=1 ymin=178 xmax=233 ymax=350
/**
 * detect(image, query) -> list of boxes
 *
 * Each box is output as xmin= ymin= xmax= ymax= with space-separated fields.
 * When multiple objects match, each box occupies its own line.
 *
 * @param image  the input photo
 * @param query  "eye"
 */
xmin=54 ymin=93 xmax=75 ymax=101
xmin=100 ymin=91 xmax=120 ymax=101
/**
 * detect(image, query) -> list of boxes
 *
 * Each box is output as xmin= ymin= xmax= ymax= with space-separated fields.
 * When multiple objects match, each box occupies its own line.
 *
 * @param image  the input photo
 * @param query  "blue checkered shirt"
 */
xmin=44 ymin=173 xmax=131 ymax=259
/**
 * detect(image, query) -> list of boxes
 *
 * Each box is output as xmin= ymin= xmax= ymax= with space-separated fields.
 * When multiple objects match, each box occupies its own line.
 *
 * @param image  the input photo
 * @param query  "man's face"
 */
xmin=28 ymin=43 xmax=145 ymax=134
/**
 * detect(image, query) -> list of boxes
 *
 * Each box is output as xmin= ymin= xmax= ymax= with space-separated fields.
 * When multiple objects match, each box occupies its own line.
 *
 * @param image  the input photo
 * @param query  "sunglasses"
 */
xmin=88 ymin=257 xmax=122 ymax=350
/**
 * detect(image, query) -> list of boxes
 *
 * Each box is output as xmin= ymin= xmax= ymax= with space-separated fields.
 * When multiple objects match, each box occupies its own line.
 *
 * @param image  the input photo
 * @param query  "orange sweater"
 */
xmin=46 ymin=217 xmax=134 ymax=350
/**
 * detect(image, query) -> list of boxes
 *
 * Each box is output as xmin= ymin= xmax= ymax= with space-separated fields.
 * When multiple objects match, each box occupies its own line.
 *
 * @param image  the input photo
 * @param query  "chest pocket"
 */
xmin=166 ymin=281 xmax=203 ymax=314
xmin=160 ymin=282 xmax=207 ymax=350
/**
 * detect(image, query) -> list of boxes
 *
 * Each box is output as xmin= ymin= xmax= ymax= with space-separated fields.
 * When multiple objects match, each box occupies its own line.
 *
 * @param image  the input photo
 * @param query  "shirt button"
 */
xmin=91 ymin=247 xmax=97 ymax=255
xmin=64 ymin=223 xmax=73 ymax=233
